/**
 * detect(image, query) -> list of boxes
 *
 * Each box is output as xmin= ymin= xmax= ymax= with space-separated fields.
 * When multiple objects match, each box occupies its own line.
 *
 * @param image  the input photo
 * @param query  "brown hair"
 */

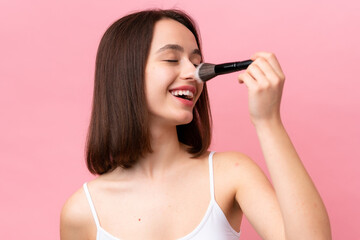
xmin=86 ymin=9 xmax=212 ymax=174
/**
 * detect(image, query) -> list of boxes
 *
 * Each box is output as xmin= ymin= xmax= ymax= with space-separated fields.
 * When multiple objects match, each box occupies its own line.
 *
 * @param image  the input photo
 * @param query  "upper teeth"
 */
xmin=171 ymin=90 xmax=194 ymax=98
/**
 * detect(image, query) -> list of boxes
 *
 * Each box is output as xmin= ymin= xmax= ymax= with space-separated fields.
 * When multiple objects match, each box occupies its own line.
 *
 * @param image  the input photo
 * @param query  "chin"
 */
xmin=176 ymin=112 xmax=194 ymax=125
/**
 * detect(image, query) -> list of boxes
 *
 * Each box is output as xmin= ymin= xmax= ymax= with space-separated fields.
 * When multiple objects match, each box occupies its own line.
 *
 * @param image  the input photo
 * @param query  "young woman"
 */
xmin=60 ymin=9 xmax=331 ymax=240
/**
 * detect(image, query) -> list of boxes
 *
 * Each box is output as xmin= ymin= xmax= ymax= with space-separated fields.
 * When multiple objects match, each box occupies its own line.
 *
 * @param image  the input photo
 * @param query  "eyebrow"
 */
xmin=156 ymin=44 xmax=202 ymax=57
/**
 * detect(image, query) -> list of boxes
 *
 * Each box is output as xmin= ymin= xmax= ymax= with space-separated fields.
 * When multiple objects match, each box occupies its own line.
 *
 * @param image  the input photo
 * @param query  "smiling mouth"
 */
xmin=170 ymin=90 xmax=194 ymax=101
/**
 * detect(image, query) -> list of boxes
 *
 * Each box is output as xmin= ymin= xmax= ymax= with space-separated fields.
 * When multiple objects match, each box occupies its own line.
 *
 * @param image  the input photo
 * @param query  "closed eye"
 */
xmin=164 ymin=60 xmax=199 ymax=67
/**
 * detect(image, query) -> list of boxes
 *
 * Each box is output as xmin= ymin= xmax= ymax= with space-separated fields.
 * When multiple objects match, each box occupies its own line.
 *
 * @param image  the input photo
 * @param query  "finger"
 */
xmin=246 ymin=62 xmax=270 ymax=87
xmin=252 ymin=58 xmax=283 ymax=85
xmin=251 ymin=52 xmax=285 ymax=79
xmin=238 ymin=71 xmax=257 ymax=90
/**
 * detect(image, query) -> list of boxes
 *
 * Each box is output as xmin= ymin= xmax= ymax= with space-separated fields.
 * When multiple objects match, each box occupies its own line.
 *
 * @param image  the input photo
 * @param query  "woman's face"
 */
xmin=145 ymin=18 xmax=203 ymax=127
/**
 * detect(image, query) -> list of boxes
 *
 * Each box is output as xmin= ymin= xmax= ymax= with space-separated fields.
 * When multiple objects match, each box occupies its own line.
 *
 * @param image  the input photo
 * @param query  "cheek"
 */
xmin=146 ymin=65 xmax=178 ymax=91
xmin=144 ymin=65 xmax=178 ymax=105
xmin=196 ymin=83 xmax=204 ymax=100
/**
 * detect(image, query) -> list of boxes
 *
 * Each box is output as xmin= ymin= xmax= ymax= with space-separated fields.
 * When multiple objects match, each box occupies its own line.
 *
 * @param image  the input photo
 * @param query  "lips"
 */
xmin=171 ymin=89 xmax=194 ymax=99
xmin=169 ymin=85 xmax=196 ymax=96
xmin=169 ymin=85 xmax=196 ymax=107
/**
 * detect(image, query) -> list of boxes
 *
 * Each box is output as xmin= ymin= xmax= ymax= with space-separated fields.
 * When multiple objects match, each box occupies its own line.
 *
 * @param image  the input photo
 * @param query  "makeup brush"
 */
xmin=194 ymin=59 xmax=253 ymax=83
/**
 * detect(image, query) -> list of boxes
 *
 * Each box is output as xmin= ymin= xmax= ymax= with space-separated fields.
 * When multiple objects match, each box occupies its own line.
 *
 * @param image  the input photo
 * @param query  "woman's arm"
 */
xmin=236 ymin=52 xmax=331 ymax=239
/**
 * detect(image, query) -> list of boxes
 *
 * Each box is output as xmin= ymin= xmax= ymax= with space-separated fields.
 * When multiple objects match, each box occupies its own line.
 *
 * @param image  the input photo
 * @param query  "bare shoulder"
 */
xmin=213 ymin=153 xmax=284 ymax=239
xmin=60 ymin=185 xmax=94 ymax=240
xmin=213 ymin=151 xmax=270 ymax=190
xmin=213 ymin=151 xmax=262 ymax=174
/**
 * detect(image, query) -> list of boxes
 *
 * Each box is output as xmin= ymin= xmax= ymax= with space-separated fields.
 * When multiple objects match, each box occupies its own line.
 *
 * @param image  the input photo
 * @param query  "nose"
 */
xmin=180 ymin=59 xmax=197 ymax=80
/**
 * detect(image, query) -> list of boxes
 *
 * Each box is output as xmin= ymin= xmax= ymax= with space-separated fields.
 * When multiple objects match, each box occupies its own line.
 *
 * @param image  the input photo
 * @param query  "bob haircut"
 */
xmin=86 ymin=9 xmax=212 ymax=174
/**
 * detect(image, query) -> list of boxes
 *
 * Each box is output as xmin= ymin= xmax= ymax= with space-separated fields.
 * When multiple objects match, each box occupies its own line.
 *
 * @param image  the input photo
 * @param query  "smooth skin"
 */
xmin=60 ymin=19 xmax=331 ymax=240
xmin=236 ymin=52 xmax=331 ymax=239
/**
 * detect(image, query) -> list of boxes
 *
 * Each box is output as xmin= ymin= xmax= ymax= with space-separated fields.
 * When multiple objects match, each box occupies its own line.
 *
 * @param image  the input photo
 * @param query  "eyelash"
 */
xmin=165 ymin=60 xmax=199 ymax=67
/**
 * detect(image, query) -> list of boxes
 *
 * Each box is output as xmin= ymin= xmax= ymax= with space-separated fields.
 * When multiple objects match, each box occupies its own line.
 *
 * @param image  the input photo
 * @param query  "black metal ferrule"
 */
xmin=214 ymin=60 xmax=253 ymax=75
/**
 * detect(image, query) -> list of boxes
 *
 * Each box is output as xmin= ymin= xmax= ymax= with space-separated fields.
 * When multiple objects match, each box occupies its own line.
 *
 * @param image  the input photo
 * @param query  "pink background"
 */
xmin=1 ymin=0 xmax=359 ymax=239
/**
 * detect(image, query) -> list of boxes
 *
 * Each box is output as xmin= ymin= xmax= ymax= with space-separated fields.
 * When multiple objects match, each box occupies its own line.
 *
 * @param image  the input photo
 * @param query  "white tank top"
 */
xmin=83 ymin=151 xmax=241 ymax=240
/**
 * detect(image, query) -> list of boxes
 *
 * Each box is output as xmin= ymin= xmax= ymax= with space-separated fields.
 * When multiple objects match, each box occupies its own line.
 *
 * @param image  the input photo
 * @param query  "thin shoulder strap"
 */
xmin=208 ymin=151 xmax=216 ymax=201
xmin=83 ymin=182 xmax=100 ymax=228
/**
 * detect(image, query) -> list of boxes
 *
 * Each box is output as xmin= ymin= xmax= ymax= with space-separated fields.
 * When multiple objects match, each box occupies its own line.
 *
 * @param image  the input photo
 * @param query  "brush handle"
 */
xmin=214 ymin=60 xmax=253 ymax=75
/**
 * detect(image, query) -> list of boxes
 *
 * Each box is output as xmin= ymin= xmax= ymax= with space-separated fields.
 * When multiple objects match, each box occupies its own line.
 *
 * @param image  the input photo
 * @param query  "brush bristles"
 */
xmin=195 ymin=63 xmax=216 ymax=82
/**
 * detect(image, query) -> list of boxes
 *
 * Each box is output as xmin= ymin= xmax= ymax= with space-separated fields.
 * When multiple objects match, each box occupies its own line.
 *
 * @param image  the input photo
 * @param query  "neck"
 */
xmin=132 ymin=122 xmax=188 ymax=180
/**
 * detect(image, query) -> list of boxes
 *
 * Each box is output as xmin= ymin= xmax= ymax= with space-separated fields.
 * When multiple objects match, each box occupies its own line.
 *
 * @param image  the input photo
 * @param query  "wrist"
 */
xmin=252 ymin=115 xmax=284 ymax=131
